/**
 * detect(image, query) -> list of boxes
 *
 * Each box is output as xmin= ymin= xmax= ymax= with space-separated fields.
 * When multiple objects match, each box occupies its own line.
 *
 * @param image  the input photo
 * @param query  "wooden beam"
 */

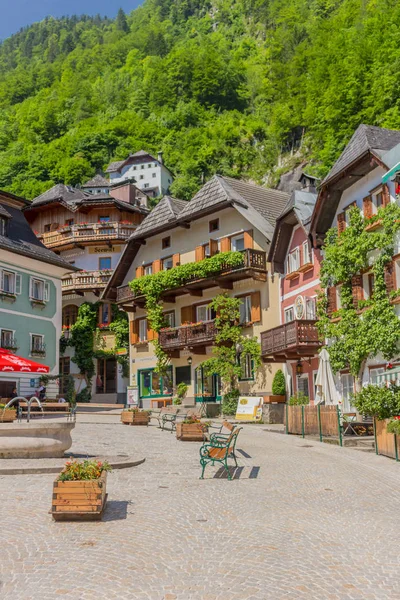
xmin=212 ymin=278 xmax=233 ymax=290
xmin=190 ymin=346 xmax=206 ymax=355
xmin=178 ymin=222 xmax=191 ymax=229
xmin=183 ymin=287 xmax=202 ymax=296
xmin=163 ymin=295 xmax=176 ymax=304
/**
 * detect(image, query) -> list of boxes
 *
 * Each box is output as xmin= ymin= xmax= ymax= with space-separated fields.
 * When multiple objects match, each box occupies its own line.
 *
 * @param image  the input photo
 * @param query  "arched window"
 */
xmin=62 ymin=305 xmax=78 ymax=328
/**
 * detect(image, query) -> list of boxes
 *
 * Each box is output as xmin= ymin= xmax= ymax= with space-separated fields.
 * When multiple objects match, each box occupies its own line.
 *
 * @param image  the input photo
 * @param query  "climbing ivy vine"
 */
xmin=318 ymin=202 xmax=400 ymax=387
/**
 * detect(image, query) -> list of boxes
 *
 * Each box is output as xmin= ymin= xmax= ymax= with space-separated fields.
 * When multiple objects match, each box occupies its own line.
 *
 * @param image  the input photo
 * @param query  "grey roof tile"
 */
xmin=106 ymin=160 xmax=125 ymax=173
xmin=323 ymin=124 xmax=400 ymax=184
xmin=0 ymin=203 xmax=12 ymax=219
xmin=81 ymin=174 xmax=110 ymax=188
xmin=130 ymin=196 xmax=187 ymax=239
xmin=30 ymin=184 xmax=88 ymax=207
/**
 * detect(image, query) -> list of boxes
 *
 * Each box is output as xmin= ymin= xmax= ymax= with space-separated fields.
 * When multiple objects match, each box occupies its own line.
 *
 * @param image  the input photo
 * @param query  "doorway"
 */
xmin=97 ymin=358 xmax=117 ymax=394
xmin=0 ymin=380 xmax=17 ymax=399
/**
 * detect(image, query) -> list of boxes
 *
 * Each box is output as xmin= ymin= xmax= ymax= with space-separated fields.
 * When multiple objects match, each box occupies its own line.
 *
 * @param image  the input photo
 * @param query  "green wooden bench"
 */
xmin=199 ymin=427 xmax=242 ymax=480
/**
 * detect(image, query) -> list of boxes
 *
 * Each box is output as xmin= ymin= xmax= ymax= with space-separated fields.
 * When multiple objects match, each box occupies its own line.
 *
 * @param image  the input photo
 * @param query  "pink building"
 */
xmin=261 ymin=174 xmax=322 ymax=401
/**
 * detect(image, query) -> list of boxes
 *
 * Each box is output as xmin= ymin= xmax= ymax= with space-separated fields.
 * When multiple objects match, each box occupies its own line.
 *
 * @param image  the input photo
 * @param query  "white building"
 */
xmin=106 ymin=150 xmax=174 ymax=198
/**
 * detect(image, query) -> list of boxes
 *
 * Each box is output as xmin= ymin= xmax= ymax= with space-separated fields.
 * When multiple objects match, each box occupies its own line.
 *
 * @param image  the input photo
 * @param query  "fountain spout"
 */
xmin=4 ymin=396 xmax=43 ymax=423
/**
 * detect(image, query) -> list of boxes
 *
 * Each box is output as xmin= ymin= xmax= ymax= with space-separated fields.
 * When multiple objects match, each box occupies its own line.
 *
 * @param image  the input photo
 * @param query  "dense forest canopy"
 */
xmin=0 ymin=0 xmax=399 ymax=199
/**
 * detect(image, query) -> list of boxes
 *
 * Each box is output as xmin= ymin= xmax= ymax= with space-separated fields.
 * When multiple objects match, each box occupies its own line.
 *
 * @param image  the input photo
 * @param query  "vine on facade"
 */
xmin=318 ymin=202 xmax=400 ymax=387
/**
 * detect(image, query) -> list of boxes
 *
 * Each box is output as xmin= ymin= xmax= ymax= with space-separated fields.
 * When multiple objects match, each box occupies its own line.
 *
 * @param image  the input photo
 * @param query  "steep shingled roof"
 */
xmin=0 ymin=203 xmax=12 ymax=219
xmin=81 ymin=174 xmax=110 ymax=188
xmin=130 ymin=196 xmax=187 ymax=239
xmin=323 ymin=124 xmax=400 ymax=185
xmin=106 ymin=160 xmax=125 ymax=173
xmin=29 ymin=184 xmax=88 ymax=207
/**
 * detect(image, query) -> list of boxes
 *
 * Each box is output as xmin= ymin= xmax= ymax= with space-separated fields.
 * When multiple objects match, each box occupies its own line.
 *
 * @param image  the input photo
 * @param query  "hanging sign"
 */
xmin=235 ymin=396 xmax=263 ymax=421
xmin=294 ymin=295 xmax=305 ymax=320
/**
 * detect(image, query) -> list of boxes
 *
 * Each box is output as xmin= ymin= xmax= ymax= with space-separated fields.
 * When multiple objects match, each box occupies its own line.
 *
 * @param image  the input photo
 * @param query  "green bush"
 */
xmin=353 ymin=384 xmax=400 ymax=420
xmin=75 ymin=387 xmax=91 ymax=403
xmin=222 ymin=389 xmax=240 ymax=415
xmin=386 ymin=419 xmax=400 ymax=434
xmin=272 ymin=370 xmax=286 ymax=396
xmin=289 ymin=392 xmax=309 ymax=406
xmin=173 ymin=382 xmax=188 ymax=405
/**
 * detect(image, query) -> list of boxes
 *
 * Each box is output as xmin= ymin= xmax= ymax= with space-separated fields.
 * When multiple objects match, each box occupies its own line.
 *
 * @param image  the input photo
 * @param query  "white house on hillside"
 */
xmin=106 ymin=151 xmax=173 ymax=198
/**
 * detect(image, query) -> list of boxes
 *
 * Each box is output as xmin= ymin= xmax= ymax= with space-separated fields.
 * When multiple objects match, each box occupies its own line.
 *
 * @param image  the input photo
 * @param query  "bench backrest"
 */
xmin=222 ymin=420 xmax=235 ymax=433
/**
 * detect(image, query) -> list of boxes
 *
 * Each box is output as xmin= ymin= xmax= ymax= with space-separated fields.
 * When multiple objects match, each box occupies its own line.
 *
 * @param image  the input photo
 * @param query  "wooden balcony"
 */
xmin=38 ymin=222 xmax=136 ymax=250
xmin=117 ymin=249 xmax=267 ymax=307
xmin=62 ymin=270 xmax=112 ymax=296
xmin=261 ymin=320 xmax=322 ymax=361
xmin=159 ymin=320 xmax=217 ymax=353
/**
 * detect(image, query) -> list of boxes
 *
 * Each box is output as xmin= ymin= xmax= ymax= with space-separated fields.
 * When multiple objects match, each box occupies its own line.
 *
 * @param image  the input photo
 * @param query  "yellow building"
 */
xmin=105 ymin=175 xmax=289 ymax=410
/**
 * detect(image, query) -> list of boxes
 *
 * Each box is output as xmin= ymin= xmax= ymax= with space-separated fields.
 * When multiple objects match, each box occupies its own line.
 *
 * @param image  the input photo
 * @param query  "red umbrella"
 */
xmin=0 ymin=349 xmax=49 ymax=373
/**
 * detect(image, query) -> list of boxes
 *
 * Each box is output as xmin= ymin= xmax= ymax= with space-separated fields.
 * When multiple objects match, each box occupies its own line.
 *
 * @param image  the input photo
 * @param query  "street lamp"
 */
xmin=296 ymin=360 xmax=303 ymax=378
xmin=187 ymin=356 xmax=192 ymax=366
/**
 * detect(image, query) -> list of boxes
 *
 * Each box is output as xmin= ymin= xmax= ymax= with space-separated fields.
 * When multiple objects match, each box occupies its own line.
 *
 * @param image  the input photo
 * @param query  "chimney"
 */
xmin=157 ymin=151 xmax=164 ymax=165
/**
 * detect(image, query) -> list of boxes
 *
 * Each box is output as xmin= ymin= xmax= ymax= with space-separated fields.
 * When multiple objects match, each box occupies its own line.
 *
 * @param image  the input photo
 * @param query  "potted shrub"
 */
xmin=263 ymin=370 xmax=286 ymax=403
xmin=173 ymin=382 xmax=188 ymax=405
xmin=0 ymin=404 xmax=17 ymax=423
xmin=52 ymin=459 xmax=111 ymax=521
xmin=289 ymin=392 xmax=309 ymax=405
xmin=176 ymin=416 xmax=208 ymax=441
xmin=121 ymin=407 xmax=150 ymax=425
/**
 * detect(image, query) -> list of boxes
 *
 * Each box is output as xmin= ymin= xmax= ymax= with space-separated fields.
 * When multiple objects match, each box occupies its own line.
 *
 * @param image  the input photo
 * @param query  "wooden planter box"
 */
xmin=263 ymin=395 xmax=286 ymax=404
xmin=121 ymin=410 xmax=149 ymax=426
xmin=374 ymin=418 xmax=398 ymax=459
xmin=176 ymin=423 xmax=206 ymax=441
xmin=52 ymin=471 xmax=107 ymax=521
xmin=0 ymin=408 xmax=17 ymax=423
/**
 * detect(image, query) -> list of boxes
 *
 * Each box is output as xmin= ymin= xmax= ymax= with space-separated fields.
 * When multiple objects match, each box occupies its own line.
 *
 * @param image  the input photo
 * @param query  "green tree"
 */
xmin=116 ymin=8 xmax=129 ymax=33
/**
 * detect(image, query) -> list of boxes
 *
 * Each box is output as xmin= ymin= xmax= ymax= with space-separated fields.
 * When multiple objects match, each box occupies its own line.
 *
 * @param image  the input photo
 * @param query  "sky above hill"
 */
xmin=0 ymin=0 xmax=141 ymax=40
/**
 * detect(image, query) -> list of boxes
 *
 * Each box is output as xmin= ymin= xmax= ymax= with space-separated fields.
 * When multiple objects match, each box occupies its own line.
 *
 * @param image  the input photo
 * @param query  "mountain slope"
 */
xmin=0 ymin=0 xmax=399 ymax=199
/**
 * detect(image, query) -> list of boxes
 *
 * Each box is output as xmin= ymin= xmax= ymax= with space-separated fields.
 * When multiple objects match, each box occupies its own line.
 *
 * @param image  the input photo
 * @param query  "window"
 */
xmin=141 ymin=165 xmax=145 ymax=169
xmin=209 ymin=219 xmax=219 ymax=232
xmin=62 ymin=305 xmax=78 ymax=328
xmin=164 ymin=311 xmax=175 ymax=327
xmin=133 ymin=166 xmax=137 ymax=170
xmin=203 ymin=243 xmax=211 ymax=258
xmin=30 ymin=278 xmax=49 ymax=302
xmin=140 ymin=175 xmax=144 ymax=180
xmin=195 ymin=367 xmax=220 ymax=400
xmin=231 ymin=234 xmax=245 ymax=252
xmin=196 ymin=304 xmax=212 ymax=322
xmin=341 ymin=373 xmax=355 ymax=412
xmin=305 ymin=297 xmax=316 ymax=320
xmin=144 ymin=183 xmax=149 ymax=189
xmin=162 ymin=237 xmax=171 ymax=249
xmin=152 ymin=173 xmax=156 ymax=178
xmin=370 ymin=367 xmax=386 ymax=385
xmin=375 ymin=191 xmax=383 ymax=210
xmin=31 ymin=334 xmax=45 ymax=355
xmin=1 ymin=270 xmax=20 ymax=295
xmin=239 ymin=353 xmax=254 ymax=381
xmin=368 ymin=273 xmax=375 ymax=298
xmin=284 ymin=307 xmax=294 ymax=323
xmin=144 ymin=264 xmax=152 ymax=276
xmin=297 ymin=375 xmax=309 ymax=398
xmin=99 ymin=303 xmax=110 ymax=326
xmin=59 ymin=357 xmax=71 ymax=395
xmin=1 ymin=329 xmax=15 ymax=349
xmin=44 ymin=224 xmax=51 ymax=232
xmin=302 ymin=241 xmax=312 ymax=265
xmin=162 ymin=256 xmax=173 ymax=271
xmin=239 ymin=295 xmax=252 ymax=324
xmin=139 ymin=318 xmax=148 ymax=342
xmin=99 ymin=216 xmax=110 ymax=223
xmin=287 ymin=248 xmax=300 ymax=273
xmin=148 ymin=164 xmax=152 ymax=168
xmin=139 ymin=367 xmax=172 ymax=398
xmin=99 ymin=257 xmax=111 ymax=270
xmin=65 ymin=219 xmax=74 ymax=226
xmin=175 ymin=365 xmax=191 ymax=386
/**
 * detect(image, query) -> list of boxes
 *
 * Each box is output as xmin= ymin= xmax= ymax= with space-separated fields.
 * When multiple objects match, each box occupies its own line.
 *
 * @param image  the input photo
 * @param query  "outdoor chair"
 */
xmin=342 ymin=413 xmax=358 ymax=435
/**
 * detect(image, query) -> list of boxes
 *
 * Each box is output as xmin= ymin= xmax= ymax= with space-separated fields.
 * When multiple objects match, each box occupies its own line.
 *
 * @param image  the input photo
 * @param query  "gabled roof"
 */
xmin=28 ymin=184 xmax=87 ymax=208
xmin=0 ymin=203 xmax=78 ymax=272
xmin=81 ymin=174 xmax=110 ymax=188
xmin=130 ymin=196 xmax=187 ymax=239
xmin=323 ymin=124 xmax=400 ymax=186
xmin=106 ymin=151 xmax=157 ymax=174
xmin=106 ymin=160 xmax=125 ymax=173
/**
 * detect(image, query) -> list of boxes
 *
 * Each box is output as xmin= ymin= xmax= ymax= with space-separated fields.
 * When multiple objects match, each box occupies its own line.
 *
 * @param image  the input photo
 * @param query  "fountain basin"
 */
xmin=0 ymin=421 xmax=75 ymax=458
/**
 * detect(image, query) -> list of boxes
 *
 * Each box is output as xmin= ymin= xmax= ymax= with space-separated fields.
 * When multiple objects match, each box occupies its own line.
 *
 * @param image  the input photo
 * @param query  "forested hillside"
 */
xmin=0 ymin=0 xmax=399 ymax=199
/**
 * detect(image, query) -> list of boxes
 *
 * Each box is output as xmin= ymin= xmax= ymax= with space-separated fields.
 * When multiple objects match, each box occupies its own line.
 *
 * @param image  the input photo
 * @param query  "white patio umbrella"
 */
xmin=314 ymin=349 xmax=339 ymax=405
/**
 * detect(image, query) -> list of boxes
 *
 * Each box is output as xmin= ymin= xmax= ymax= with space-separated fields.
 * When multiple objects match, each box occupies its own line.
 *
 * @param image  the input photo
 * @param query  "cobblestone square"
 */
xmin=1 ymin=415 xmax=400 ymax=599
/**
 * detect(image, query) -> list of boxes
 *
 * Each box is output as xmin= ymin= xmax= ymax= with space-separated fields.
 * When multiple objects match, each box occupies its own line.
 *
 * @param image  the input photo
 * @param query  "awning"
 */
xmin=0 ymin=349 xmax=49 ymax=373
xmin=377 ymin=367 xmax=400 ymax=384
xmin=382 ymin=161 xmax=400 ymax=184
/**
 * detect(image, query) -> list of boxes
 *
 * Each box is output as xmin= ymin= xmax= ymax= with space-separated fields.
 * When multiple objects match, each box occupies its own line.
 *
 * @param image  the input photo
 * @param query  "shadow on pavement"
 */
xmin=103 ymin=500 xmax=132 ymax=521
xmin=213 ymin=466 xmax=260 ymax=480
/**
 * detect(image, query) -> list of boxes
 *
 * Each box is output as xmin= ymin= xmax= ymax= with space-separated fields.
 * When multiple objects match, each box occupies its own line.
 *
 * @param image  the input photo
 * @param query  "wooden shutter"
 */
xmin=384 ymin=261 xmax=396 ymax=293
xmin=382 ymin=183 xmax=390 ymax=207
xmin=250 ymin=291 xmax=261 ymax=323
xmin=15 ymin=273 xmax=21 ymax=295
xmin=337 ymin=212 xmax=346 ymax=234
xmin=147 ymin=326 xmax=158 ymax=341
xmin=173 ymin=253 xmax=180 ymax=267
xmin=220 ymin=237 xmax=231 ymax=252
xmin=195 ymin=246 xmax=204 ymax=262
xmin=351 ymin=275 xmax=364 ymax=309
xmin=244 ymin=230 xmax=254 ymax=250
xmin=210 ymin=239 xmax=218 ymax=256
xmin=181 ymin=305 xmax=194 ymax=324
xmin=363 ymin=195 xmax=373 ymax=218
xmin=326 ymin=287 xmax=337 ymax=314
xmin=130 ymin=320 xmax=139 ymax=345
xmin=152 ymin=259 xmax=161 ymax=273
xmin=136 ymin=266 xmax=144 ymax=278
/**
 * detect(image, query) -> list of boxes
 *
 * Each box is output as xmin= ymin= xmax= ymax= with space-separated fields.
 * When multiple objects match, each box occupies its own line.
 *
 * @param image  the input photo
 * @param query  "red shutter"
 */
xmin=382 ymin=183 xmax=390 ymax=207
xmin=220 ymin=237 xmax=231 ymax=252
xmin=244 ymin=230 xmax=254 ymax=250
xmin=173 ymin=253 xmax=180 ymax=267
xmin=363 ymin=195 xmax=373 ymax=219
xmin=351 ymin=275 xmax=364 ymax=309
xmin=136 ymin=266 xmax=144 ymax=278
xmin=384 ymin=261 xmax=396 ymax=294
xmin=326 ymin=287 xmax=337 ymax=314
xmin=337 ymin=213 xmax=346 ymax=234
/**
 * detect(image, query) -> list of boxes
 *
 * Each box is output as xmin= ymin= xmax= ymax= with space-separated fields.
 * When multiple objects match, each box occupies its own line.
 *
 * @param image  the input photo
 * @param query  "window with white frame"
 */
xmin=372 ymin=189 xmax=384 ymax=213
xmin=231 ymin=234 xmax=245 ymax=252
xmin=139 ymin=319 xmax=148 ymax=342
xmin=297 ymin=375 xmax=309 ymax=398
xmin=302 ymin=241 xmax=312 ymax=265
xmin=305 ymin=297 xmax=317 ymax=320
xmin=0 ymin=329 xmax=15 ymax=348
xmin=239 ymin=353 xmax=254 ymax=380
xmin=287 ymin=248 xmax=300 ymax=273
xmin=340 ymin=373 xmax=354 ymax=412
xmin=0 ymin=269 xmax=21 ymax=295
xmin=164 ymin=311 xmax=175 ymax=328
xmin=284 ymin=307 xmax=294 ymax=323
xmin=162 ymin=256 xmax=173 ymax=271
xmin=369 ymin=367 xmax=386 ymax=385
xmin=196 ymin=304 xmax=212 ymax=322
xmin=239 ymin=295 xmax=252 ymax=324
xmin=144 ymin=264 xmax=152 ymax=276
xmin=29 ymin=277 xmax=49 ymax=302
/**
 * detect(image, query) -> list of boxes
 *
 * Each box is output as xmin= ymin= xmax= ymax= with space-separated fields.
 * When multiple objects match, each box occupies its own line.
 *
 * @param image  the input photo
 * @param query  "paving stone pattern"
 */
xmin=1 ymin=416 xmax=400 ymax=600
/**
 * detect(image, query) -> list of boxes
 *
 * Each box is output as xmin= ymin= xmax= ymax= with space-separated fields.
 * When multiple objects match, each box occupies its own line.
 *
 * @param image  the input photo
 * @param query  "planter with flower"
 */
xmin=0 ymin=404 xmax=17 ymax=423
xmin=52 ymin=459 xmax=112 ymax=521
xmin=121 ymin=407 xmax=150 ymax=425
xmin=176 ymin=416 xmax=209 ymax=441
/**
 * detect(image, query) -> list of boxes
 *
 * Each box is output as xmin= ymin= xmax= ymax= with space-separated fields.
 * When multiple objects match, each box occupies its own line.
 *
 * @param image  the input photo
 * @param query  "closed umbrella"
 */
xmin=314 ymin=349 xmax=339 ymax=405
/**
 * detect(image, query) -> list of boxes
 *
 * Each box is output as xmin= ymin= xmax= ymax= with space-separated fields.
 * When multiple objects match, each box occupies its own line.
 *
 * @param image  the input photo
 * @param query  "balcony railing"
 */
xmin=261 ymin=320 xmax=322 ymax=359
xmin=62 ymin=270 xmax=113 ymax=293
xmin=0 ymin=337 xmax=18 ymax=351
xmin=31 ymin=342 xmax=46 ymax=356
xmin=116 ymin=249 xmax=267 ymax=305
xmin=38 ymin=222 xmax=137 ymax=249
xmin=159 ymin=320 xmax=217 ymax=351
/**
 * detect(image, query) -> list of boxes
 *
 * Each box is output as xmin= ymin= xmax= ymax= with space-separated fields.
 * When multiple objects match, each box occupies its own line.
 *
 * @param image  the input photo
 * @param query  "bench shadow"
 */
xmin=236 ymin=448 xmax=252 ymax=459
xmin=213 ymin=466 xmax=260 ymax=480
xmin=102 ymin=500 xmax=132 ymax=521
